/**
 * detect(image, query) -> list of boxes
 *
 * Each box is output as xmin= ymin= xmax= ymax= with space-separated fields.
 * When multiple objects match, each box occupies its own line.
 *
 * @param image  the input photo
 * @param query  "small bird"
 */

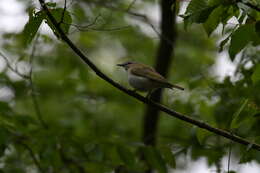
xmin=117 ymin=61 xmax=184 ymax=95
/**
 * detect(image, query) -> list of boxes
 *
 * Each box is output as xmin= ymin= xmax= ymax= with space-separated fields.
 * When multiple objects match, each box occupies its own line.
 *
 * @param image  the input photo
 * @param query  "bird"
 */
xmin=117 ymin=61 xmax=184 ymax=96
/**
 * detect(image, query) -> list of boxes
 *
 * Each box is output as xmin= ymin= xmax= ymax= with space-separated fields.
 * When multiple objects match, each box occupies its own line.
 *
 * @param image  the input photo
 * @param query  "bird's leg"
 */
xmin=146 ymin=88 xmax=159 ymax=99
xmin=132 ymin=88 xmax=138 ymax=93
xmin=146 ymin=90 xmax=153 ymax=99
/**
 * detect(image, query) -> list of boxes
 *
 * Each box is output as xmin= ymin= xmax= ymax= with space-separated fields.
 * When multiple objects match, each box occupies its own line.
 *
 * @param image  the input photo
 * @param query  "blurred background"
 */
xmin=0 ymin=0 xmax=260 ymax=172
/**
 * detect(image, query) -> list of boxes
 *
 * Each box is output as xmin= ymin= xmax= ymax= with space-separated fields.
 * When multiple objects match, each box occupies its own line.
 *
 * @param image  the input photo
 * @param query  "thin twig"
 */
xmin=59 ymin=0 xmax=67 ymax=25
xmin=126 ymin=0 xmax=137 ymax=12
xmin=65 ymin=22 xmax=131 ymax=32
xmin=28 ymin=34 xmax=48 ymax=129
xmin=38 ymin=0 xmax=260 ymax=151
xmin=74 ymin=14 xmax=102 ymax=29
xmin=83 ymin=1 xmax=176 ymax=46
xmin=0 ymin=52 xmax=30 ymax=79
xmin=21 ymin=143 xmax=44 ymax=173
xmin=0 ymin=39 xmax=47 ymax=129
xmin=62 ymin=13 xmax=130 ymax=32
xmin=63 ymin=13 xmax=130 ymax=33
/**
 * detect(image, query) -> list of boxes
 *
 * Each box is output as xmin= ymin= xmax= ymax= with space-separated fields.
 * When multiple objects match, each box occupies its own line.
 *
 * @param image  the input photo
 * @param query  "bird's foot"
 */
xmin=146 ymin=91 xmax=153 ymax=99
xmin=132 ymin=89 xmax=138 ymax=93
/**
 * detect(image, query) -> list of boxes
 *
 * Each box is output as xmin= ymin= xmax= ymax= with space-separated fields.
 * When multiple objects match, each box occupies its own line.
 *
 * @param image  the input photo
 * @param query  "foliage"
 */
xmin=0 ymin=0 xmax=259 ymax=172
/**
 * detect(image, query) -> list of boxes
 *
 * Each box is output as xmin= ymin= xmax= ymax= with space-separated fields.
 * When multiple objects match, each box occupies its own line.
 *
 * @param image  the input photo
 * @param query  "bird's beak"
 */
xmin=117 ymin=63 xmax=124 ymax=67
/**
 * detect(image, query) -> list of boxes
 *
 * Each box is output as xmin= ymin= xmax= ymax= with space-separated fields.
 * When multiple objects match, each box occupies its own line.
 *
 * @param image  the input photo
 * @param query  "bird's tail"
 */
xmin=167 ymin=83 xmax=184 ymax=90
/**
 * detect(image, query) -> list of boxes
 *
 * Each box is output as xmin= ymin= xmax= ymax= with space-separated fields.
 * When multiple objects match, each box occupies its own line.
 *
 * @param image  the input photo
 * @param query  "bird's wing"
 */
xmin=131 ymin=65 xmax=184 ymax=90
xmin=131 ymin=66 xmax=168 ymax=84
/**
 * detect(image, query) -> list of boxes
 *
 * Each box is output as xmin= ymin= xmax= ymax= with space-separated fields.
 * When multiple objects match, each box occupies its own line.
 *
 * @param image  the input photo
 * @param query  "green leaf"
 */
xmin=196 ymin=128 xmax=212 ymax=144
xmin=203 ymin=5 xmax=224 ymax=36
xmin=208 ymin=0 xmax=223 ymax=6
xmin=45 ymin=8 xmax=72 ymax=38
xmin=183 ymin=0 xmax=216 ymax=29
xmin=143 ymin=146 xmax=167 ymax=173
xmin=0 ymin=127 xmax=9 ymax=145
xmin=227 ymin=171 xmax=236 ymax=173
xmin=0 ymin=127 xmax=10 ymax=157
xmin=253 ymin=112 xmax=260 ymax=117
xmin=88 ymin=144 xmax=104 ymax=162
xmin=0 ymin=102 xmax=11 ymax=113
xmin=230 ymin=99 xmax=249 ymax=129
xmin=46 ymin=2 xmax=57 ymax=7
xmin=229 ymin=24 xmax=259 ymax=60
xmin=160 ymin=147 xmax=176 ymax=168
xmin=221 ymin=5 xmax=238 ymax=27
xmin=186 ymin=0 xmax=208 ymax=14
xmin=219 ymin=35 xmax=230 ymax=52
xmin=251 ymin=64 xmax=260 ymax=84
xmin=22 ymin=10 xmax=45 ymax=46
xmin=239 ymin=149 xmax=254 ymax=164
xmin=12 ymin=115 xmax=37 ymax=128
xmin=116 ymin=145 xmax=135 ymax=167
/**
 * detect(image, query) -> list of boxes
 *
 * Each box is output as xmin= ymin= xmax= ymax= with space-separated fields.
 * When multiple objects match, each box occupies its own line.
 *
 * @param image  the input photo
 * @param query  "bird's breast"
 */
xmin=128 ymin=72 xmax=158 ymax=91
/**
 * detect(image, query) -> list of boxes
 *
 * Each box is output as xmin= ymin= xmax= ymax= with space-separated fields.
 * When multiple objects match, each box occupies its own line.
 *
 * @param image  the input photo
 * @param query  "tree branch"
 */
xmin=38 ymin=0 xmax=260 ymax=151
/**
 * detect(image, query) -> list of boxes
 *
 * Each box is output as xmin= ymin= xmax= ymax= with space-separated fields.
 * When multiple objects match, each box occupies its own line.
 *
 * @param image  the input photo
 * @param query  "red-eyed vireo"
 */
xmin=117 ymin=62 xmax=184 ymax=93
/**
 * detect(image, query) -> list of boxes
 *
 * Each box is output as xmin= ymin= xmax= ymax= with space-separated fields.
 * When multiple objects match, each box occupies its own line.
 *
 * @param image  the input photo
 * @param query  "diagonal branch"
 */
xmin=20 ymin=142 xmax=44 ymax=173
xmin=38 ymin=0 xmax=260 ymax=151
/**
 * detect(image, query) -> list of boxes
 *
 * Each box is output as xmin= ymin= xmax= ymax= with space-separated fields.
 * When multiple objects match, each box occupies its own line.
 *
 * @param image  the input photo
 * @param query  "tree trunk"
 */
xmin=142 ymin=0 xmax=177 ymax=172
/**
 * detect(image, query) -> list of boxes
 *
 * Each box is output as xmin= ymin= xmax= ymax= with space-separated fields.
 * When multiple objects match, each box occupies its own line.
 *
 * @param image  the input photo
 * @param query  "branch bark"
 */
xmin=38 ymin=0 xmax=260 ymax=151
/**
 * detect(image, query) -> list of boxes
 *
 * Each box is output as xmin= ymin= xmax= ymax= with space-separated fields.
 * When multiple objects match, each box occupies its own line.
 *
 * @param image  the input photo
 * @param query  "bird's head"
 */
xmin=117 ymin=61 xmax=137 ymax=70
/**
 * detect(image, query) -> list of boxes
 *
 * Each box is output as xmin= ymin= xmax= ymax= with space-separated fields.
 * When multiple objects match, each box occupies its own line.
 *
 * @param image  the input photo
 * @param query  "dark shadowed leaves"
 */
xmin=230 ymin=99 xmax=249 ymax=129
xmin=183 ymin=0 xmax=216 ymax=29
xmin=256 ymin=21 xmax=260 ymax=37
xmin=116 ymin=145 xmax=135 ymax=168
xmin=143 ymin=146 xmax=167 ymax=173
xmin=251 ymin=64 xmax=260 ymax=84
xmin=229 ymin=24 xmax=260 ymax=60
xmin=160 ymin=146 xmax=176 ymax=169
xmin=203 ymin=5 xmax=223 ymax=36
